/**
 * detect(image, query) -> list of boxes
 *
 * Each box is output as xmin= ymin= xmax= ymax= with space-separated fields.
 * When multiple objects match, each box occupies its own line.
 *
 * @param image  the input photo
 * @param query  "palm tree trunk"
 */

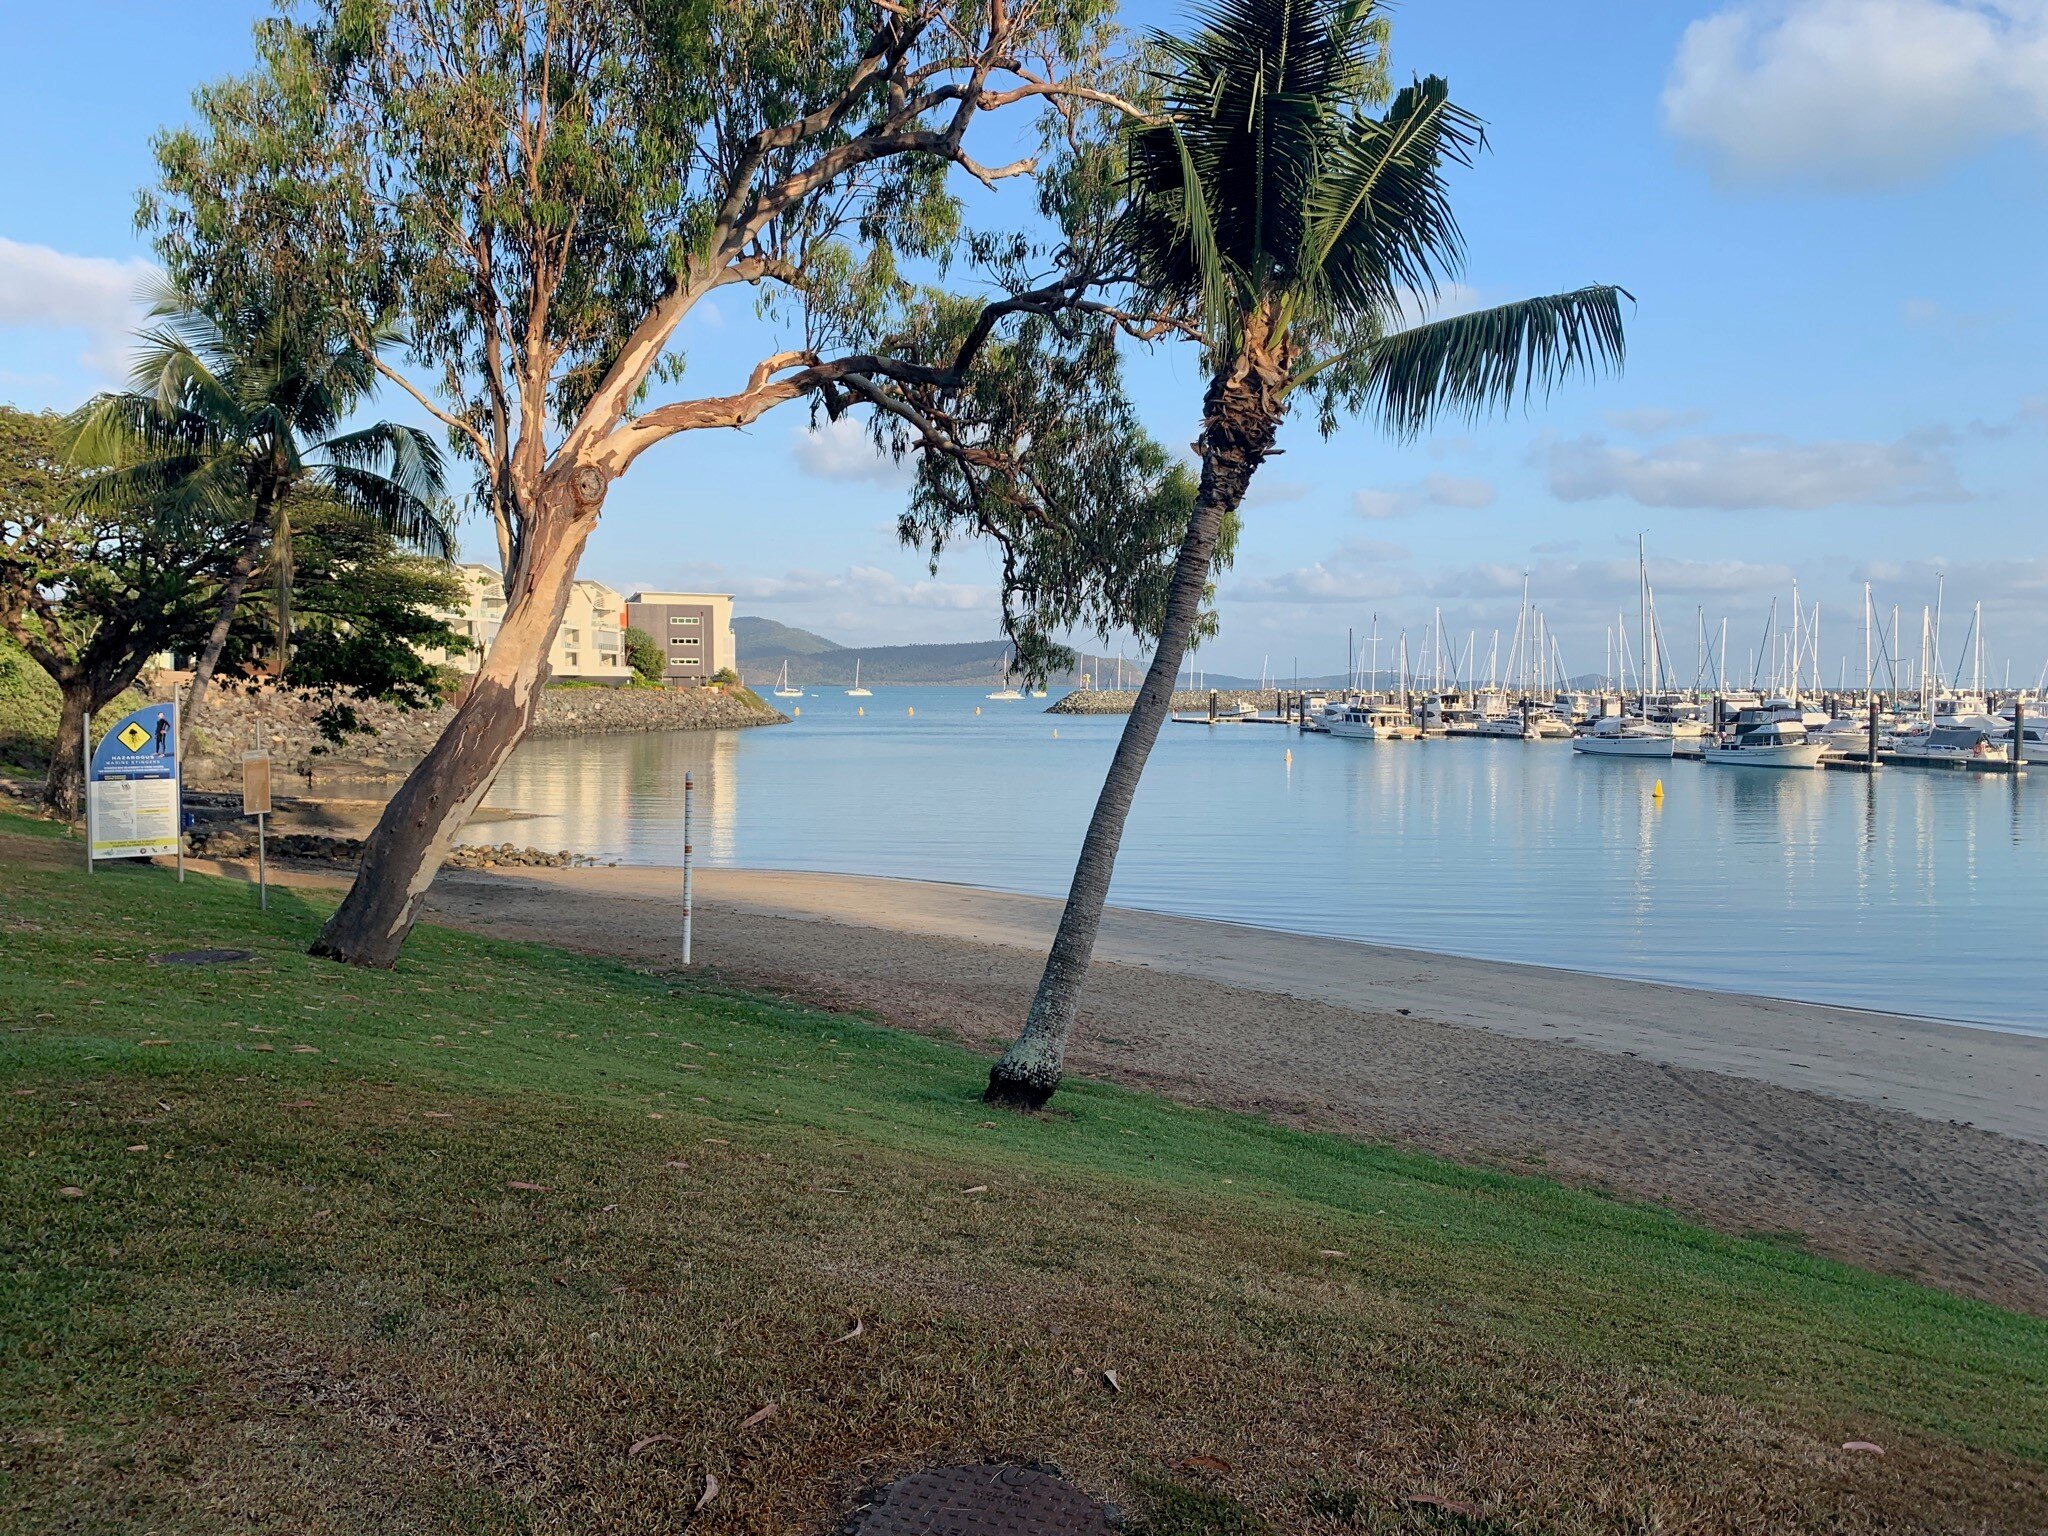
xmin=310 ymin=473 xmax=591 ymax=968
xmin=184 ymin=521 xmax=266 ymax=729
xmin=271 ymin=508 xmax=294 ymax=680
xmin=986 ymin=354 xmax=1286 ymax=1109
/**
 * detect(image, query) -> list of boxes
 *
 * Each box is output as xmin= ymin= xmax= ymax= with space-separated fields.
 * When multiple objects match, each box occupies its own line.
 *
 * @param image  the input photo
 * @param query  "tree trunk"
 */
xmin=986 ymin=351 xmax=1287 ymax=1110
xmin=42 ymin=680 xmax=92 ymax=820
xmin=184 ymin=521 xmax=266 ymax=729
xmin=310 ymin=478 xmax=593 ymax=968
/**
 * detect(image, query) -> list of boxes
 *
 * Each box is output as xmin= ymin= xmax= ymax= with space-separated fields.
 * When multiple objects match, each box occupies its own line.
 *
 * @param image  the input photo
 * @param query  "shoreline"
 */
xmin=162 ymin=845 xmax=2048 ymax=1310
xmin=519 ymin=862 xmax=2048 ymax=1142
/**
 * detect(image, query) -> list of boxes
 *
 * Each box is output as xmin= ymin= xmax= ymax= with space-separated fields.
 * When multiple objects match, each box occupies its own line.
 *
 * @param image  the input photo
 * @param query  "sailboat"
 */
xmin=845 ymin=658 xmax=872 ymax=697
xmin=1575 ymin=539 xmax=1676 ymax=759
xmin=986 ymin=657 xmax=1024 ymax=700
xmin=772 ymin=660 xmax=804 ymax=698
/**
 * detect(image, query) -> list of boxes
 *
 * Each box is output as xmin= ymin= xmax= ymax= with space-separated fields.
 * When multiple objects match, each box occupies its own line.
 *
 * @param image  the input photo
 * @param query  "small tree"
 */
xmin=624 ymin=626 xmax=665 ymax=687
xmin=0 ymin=406 xmax=235 ymax=816
xmin=148 ymin=0 xmax=1172 ymax=968
xmin=72 ymin=281 xmax=454 ymax=726
xmin=984 ymin=0 xmax=1629 ymax=1108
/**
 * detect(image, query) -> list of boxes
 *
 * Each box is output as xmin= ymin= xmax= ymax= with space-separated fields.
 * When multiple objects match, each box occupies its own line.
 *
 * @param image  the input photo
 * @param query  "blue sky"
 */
xmin=3 ymin=0 xmax=2045 ymax=686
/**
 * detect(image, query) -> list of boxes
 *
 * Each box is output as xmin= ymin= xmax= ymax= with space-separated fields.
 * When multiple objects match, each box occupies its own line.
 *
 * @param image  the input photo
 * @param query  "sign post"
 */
xmin=681 ymin=771 xmax=695 ymax=965
xmin=242 ymin=750 xmax=273 ymax=910
xmin=86 ymin=702 xmax=182 ymax=869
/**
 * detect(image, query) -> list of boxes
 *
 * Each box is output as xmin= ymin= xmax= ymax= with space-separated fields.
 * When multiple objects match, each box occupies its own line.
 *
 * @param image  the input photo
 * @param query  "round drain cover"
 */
xmin=151 ymin=948 xmax=256 ymax=966
xmin=846 ymin=1464 xmax=1116 ymax=1535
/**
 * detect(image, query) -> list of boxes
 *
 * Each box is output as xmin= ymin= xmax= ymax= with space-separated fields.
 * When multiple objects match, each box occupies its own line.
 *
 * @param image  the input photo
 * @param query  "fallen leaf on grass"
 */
xmin=1102 ymin=1370 xmax=1122 ymax=1394
xmin=694 ymin=1473 xmax=719 ymax=1512
xmin=833 ymin=1318 xmax=865 ymax=1344
xmin=961 ymin=1185 xmax=989 ymax=1195
xmin=1177 ymin=1455 xmax=1233 ymax=1473
xmin=663 ymin=1160 xmax=689 ymax=1171
xmin=506 ymin=1181 xmax=549 ymax=1192
xmin=1842 ymin=1441 xmax=1885 ymax=1455
xmin=738 ymin=1403 xmax=776 ymax=1431
xmin=700 ymin=1137 xmax=729 ymax=1145
xmin=1318 ymin=1249 xmax=1347 ymax=1258
xmin=290 ymin=1045 xmax=320 ymax=1054
xmin=424 ymin=1112 xmax=453 ymax=1119
xmin=627 ymin=1433 xmax=676 ymax=1457
xmin=125 ymin=1144 xmax=147 ymax=1153
xmin=58 ymin=1186 xmax=85 ymax=1199
xmin=1402 ymin=1495 xmax=1481 ymax=1517
xmin=139 ymin=1039 xmax=172 ymax=1047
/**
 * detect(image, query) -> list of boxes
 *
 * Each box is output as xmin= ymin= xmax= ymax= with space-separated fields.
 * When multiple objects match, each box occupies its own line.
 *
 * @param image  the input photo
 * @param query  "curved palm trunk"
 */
xmin=311 ymin=477 xmax=592 ymax=968
xmin=183 ymin=521 xmax=267 ymax=728
xmin=986 ymin=352 xmax=1287 ymax=1109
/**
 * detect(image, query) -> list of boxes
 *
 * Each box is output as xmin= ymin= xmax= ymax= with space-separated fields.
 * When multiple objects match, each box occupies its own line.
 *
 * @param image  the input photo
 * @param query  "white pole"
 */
xmin=173 ymin=698 xmax=185 ymax=884
xmin=256 ymin=809 xmax=268 ymax=911
xmin=681 ymin=770 xmax=695 ymax=965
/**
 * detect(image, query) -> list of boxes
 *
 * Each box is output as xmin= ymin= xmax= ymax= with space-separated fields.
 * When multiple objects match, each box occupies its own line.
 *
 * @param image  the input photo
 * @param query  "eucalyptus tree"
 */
xmin=146 ymin=0 xmax=1184 ymax=968
xmin=984 ymin=0 xmax=1629 ymax=1108
xmin=73 ymin=283 xmax=452 ymax=725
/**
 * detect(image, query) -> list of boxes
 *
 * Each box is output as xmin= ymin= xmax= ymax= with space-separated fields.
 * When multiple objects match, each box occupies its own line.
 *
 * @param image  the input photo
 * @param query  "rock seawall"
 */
xmin=177 ymin=681 xmax=784 ymax=789
xmin=1047 ymin=688 xmax=1279 ymax=716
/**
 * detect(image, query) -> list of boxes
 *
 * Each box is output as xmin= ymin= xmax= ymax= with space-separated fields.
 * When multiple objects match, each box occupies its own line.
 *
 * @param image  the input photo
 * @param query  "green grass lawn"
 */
xmin=2 ymin=807 xmax=2044 ymax=1534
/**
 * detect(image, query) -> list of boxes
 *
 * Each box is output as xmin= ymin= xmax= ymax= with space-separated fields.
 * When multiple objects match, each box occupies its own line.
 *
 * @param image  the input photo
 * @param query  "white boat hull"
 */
xmin=1573 ymin=734 xmax=1674 ymax=758
xmin=1700 ymin=741 xmax=1826 ymax=770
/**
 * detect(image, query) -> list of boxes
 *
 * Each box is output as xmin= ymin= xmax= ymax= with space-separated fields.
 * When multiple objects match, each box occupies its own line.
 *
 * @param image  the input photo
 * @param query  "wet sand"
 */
xmin=388 ymin=862 xmax=2048 ymax=1316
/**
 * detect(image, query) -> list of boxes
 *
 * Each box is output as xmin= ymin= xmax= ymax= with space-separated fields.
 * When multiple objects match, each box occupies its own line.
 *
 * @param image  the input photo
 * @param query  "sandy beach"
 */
xmin=385 ymin=860 xmax=2047 ymax=1315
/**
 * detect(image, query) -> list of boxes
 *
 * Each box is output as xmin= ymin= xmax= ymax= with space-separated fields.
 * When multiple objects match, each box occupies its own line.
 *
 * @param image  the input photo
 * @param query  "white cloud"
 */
xmin=1353 ymin=474 xmax=1497 ymax=519
xmin=790 ymin=415 xmax=912 ymax=487
xmin=0 ymin=237 xmax=158 ymax=382
xmin=1541 ymin=431 xmax=1965 ymax=509
xmin=729 ymin=563 xmax=989 ymax=611
xmin=1229 ymin=540 xmax=1411 ymax=604
xmin=1663 ymin=0 xmax=2048 ymax=188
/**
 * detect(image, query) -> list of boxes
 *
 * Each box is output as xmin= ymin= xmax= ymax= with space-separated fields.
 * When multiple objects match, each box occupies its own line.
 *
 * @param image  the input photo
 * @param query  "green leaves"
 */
xmin=1327 ymin=286 xmax=1631 ymax=441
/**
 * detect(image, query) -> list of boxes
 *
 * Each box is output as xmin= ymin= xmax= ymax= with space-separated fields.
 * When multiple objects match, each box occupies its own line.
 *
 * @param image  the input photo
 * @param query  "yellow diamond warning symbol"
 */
xmin=117 ymin=722 xmax=151 ymax=752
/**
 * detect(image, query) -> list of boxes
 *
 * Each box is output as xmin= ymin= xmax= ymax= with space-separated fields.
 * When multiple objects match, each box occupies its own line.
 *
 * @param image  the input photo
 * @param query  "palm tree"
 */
xmin=985 ymin=0 xmax=1629 ymax=1109
xmin=73 ymin=282 xmax=453 ymax=726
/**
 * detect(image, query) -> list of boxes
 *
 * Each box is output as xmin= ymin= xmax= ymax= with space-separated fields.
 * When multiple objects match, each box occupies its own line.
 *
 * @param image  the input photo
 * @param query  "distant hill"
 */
xmin=730 ymin=616 xmax=845 ymax=658
xmin=735 ymin=616 xmax=1119 ymax=687
xmin=731 ymin=617 xmax=1616 ymax=691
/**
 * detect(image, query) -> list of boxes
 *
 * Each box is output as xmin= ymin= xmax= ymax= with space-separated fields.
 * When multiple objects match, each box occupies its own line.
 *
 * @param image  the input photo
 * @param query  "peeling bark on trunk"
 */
xmin=43 ymin=682 xmax=91 ymax=821
xmin=987 ymin=349 xmax=1288 ymax=1110
xmin=184 ymin=522 xmax=266 ymax=729
xmin=310 ymin=476 xmax=596 ymax=968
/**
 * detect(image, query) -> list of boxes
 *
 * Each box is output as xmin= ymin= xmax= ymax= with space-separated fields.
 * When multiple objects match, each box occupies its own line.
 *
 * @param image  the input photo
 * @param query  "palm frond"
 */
xmin=1339 ymin=285 xmax=1630 ymax=439
xmin=315 ymin=465 xmax=459 ymax=559
xmin=1300 ymin=76 xmax=1481 ymax=323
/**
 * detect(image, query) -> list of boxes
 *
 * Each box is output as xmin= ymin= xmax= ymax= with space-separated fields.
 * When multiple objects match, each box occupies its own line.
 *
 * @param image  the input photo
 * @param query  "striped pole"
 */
xmin=681 ymin=771 xmax=695 ymax=965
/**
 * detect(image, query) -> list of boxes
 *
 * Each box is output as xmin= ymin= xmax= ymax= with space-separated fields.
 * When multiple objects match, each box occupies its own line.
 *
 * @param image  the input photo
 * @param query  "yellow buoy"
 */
xmin=1285 ymin=749 xmax=1293 ymax=765
xmin=857 ymin=706 xmax=864 ymax=717
xmin=1053 ymin=728 xmax=1059 ymax=738
xmin=907 ymin=706 xmax=915 ymax=717
xmin=975 ymin=706 xmax=982 ymax=715
xmin=793 ymin=706 xmax=800 ymax=717
xmin=1653 ymin=778 xmax=1664 ymax=799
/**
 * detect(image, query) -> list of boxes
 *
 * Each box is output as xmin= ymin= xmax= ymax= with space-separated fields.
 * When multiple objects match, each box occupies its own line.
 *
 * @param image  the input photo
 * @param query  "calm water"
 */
xmin=464 ymin=685 xmax=2048 ymax=1034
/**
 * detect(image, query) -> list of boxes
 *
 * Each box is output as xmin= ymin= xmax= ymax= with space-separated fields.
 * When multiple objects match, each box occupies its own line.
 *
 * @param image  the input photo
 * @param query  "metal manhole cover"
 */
xmin=151 ymin=949 xmax=256 ymax=966
xmin=847 ymin=1463 xmax=1116 ymax=1535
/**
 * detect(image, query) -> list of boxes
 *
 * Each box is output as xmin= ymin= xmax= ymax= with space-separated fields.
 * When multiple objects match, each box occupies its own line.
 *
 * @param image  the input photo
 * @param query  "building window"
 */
xmin=669 ymin=636 xmax=700 ymax=648
xmin=669 ymin=616 xmax=700 ymax=626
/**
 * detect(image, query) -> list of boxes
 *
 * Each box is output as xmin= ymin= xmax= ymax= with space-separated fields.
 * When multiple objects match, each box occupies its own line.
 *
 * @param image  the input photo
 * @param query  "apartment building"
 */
xmin=423 ymin=564 xmax=634 ymax=684
xmin=623 ymin=591 xmax=737 ymax=686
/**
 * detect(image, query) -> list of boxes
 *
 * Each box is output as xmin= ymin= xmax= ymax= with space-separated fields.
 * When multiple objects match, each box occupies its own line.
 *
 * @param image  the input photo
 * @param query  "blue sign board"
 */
xmin=90 ymin=702 xmax=178 ymax=781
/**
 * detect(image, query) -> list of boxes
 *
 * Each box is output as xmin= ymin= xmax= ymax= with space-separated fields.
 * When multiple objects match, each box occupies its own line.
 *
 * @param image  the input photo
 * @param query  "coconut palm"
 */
xmin=73 ymin=281 xmax=453 ymax=725
xmin=985 ymin=0 xmax=1629 ymax=1108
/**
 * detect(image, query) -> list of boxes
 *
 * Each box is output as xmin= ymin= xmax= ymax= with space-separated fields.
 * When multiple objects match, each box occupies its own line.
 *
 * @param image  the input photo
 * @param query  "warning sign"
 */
xmin=89 ymin=703 xmax=181 ymax=862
